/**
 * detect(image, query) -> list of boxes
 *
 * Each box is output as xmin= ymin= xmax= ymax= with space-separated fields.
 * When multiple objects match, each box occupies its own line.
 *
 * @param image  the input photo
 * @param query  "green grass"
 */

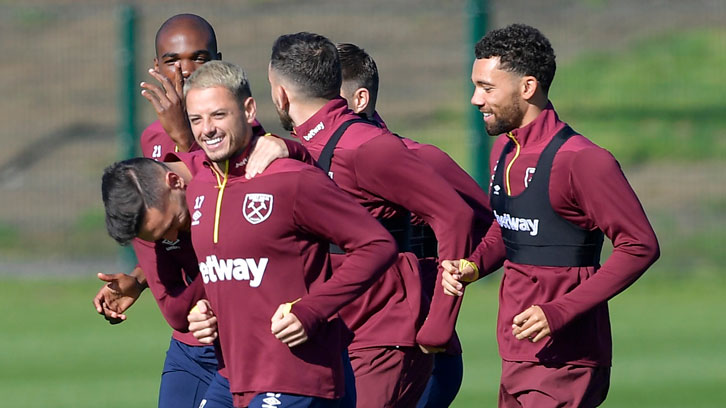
xmin=455 ymin=271 xmax=726 ymax=407
xmin=2 ymin=272 xmax=724 ymax=407
xmin=551 ymin=28 xmax=726 ymax=165
xmin=398 ymin=28 xmax=726 ymax=168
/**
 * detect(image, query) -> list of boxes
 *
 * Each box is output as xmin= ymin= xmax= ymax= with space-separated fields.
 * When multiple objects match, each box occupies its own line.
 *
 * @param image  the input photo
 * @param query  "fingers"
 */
xmin=188 ymin=300 xmax=217 ymax=343
xmin=511 ymin=306 xmax=550 ymax=342
xmin=418 ymin=344 xmax=446 ymax=354
xmin=96 ymin=272 xmax=119 ymax=283
xmin=147 ymin=69 xmax=180 ymax=100
xmin=442 ymin=270 xmax=463 ymax=297
xmin=97 ymin=299 xmax=127 ymax=324
xmin=173 ymin=61 xmax=184 ymax=95
xmin=140 ymin=81 xmax=166 ymax=112
xmin=189 ymin=314 xmax=218 ymax=344
xmin=93 ymin=283 xmax=107 ymax=314
xmin=246 ymin=136 xmax=288 ymax=179
xmin=270 ymin=304 xmax=286 ymax=323
xmin=441 ymin=259 xmax=459 ymax=273
xmin=270 ymin=313 xmax=308 ymax=347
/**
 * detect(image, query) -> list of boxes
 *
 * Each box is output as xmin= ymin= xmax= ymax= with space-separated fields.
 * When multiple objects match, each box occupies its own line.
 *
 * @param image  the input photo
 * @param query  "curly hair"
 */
xmin=475 ymin=24 xmax=556 ymax=93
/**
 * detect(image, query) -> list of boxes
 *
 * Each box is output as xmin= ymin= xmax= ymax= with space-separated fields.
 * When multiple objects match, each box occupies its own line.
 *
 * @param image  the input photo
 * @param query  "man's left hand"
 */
xmin=270 ymin=303 xmax=308 ymax=347
xmin=246 ymin=135 xmax=289 ymax=179
xmin=512 ymin=305 xmax=551 ymax=343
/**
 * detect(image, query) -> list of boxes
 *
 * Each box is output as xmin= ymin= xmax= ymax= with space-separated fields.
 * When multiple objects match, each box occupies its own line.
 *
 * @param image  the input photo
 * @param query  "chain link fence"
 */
xmin=0 ymin=0 xmax=722 ymax=276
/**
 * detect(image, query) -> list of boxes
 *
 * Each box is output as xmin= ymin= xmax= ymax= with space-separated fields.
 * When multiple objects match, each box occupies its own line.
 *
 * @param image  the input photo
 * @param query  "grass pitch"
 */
xmin=1 ymin=272 xmax=724 ymax=407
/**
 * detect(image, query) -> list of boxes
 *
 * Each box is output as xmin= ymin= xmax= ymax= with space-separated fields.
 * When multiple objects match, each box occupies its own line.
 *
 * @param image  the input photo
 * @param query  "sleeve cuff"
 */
xmin=290 ymin=302 xmax=326 ymax=340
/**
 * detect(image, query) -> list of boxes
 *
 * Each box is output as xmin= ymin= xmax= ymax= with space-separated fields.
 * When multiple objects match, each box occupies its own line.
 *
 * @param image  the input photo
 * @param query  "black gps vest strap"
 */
xmin=490 ymin=125 xmax=604 ymax=267
xmin=318 ymin=118 xmax=379 ymax=175
xmin=320 ymin=118 xmax=412 ymax=255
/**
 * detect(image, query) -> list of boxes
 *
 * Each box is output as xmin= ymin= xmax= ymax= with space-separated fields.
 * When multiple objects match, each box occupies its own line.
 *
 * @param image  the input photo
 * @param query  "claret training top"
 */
xmin=185 ymin=141 xmax=397 ymax=406
xmin=469 ymin=103 xmax=659 ymax=367
xmin=291 ymin=98 xmax=477 ymax=350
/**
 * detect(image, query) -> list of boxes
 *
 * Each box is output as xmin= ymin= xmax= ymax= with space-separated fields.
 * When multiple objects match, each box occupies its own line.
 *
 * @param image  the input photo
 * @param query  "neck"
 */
xmin=211 ymin=160 xmax=227 ymax=175
xmin=518 ymin=93 xmax=548 ymax=129
xmin=289 ymin=97 xmax=331 ymax=128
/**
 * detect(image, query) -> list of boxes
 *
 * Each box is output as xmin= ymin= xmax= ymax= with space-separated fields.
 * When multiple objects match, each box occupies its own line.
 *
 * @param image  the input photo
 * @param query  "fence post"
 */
xmin=117 ymin=4 xmax=138 ymax=269
xmin=466 ymin=0 xmax=490 ymax=188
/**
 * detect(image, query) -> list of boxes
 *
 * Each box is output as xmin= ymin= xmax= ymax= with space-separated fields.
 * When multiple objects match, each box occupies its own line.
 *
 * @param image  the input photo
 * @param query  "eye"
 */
xmin=189 ymin=117 xmax=201 ymax=125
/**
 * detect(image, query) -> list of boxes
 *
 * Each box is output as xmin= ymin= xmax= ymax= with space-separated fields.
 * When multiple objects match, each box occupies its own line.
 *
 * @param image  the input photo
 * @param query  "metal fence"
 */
xmin=0 ymin=0 xmax=722 ymax=275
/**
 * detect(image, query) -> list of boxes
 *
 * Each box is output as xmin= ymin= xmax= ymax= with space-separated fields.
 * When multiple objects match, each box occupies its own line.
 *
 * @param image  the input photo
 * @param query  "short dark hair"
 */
xmin=101 ymin=158 xmax=169 ymax=245
xmin=475 ymin=24 xmax=556 ymax=93
xmin=155 ymin=14 xmax=218 ymax=57
xmin=270 ymin=32 xmax=341 ymax=99
xmin=337 ymin=43 xmax=379 ymax=104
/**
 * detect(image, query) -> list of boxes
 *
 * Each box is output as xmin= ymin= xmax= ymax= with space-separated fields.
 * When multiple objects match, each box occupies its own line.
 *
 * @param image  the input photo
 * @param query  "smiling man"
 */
xmin=440 ymin=24 xmax=660 ymax=407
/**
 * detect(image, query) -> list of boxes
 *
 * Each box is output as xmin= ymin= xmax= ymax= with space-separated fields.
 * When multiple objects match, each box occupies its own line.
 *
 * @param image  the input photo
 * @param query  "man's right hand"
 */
xmin=92 ymin=271 xmax=145 ymax=324
xmin=140 ymin=62 xmax=194 ymax=151
xmin=441 ymin=259 xmax=478 ymax=297
xmin=188 ymin=300 xmax=218 ymax=344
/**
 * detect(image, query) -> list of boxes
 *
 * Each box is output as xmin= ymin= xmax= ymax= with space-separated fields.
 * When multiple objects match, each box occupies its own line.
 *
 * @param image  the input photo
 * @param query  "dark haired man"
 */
xmin=268 ymin=32 xmax=477 ymax=408
xmin=442 ymin=24 xmax=660 ymax=407
xmin=336 ymin=42 xmax=501 ymax=408
xmin=179 ymin=60 xmax=396 ymax=408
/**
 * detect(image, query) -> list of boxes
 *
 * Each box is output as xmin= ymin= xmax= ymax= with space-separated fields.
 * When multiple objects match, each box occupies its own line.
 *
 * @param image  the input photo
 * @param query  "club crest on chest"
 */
xmin=243 ymin=193 xmax=274 ymax=224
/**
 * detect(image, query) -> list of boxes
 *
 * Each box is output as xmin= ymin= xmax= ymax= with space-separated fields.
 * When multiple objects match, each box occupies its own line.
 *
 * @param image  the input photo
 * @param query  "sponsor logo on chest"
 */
xmin=198 ymin=255 xmax=268 ymax=287
xmin=493 ymin=210 xmax=540 ymax=236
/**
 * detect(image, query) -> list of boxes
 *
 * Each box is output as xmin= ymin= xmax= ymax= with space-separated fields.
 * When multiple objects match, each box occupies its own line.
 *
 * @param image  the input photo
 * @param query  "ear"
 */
xmin=243 ymin=96 xmax=257 ymax=124
xmin=165 ymin=171 xmax=186 ymax=191
xmin=154 ymin=57 xmax=159 ymax=72
xmin=273 ymin=84 xmax=290 ymax=112
xmin=521 ymin=76 xmax=539 ymax=100
xmin=352 ymin=88 xmax=370 ymax=114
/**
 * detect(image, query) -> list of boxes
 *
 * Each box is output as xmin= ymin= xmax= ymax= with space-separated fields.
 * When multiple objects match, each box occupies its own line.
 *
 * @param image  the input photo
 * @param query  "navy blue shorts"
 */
xmin=248 ymin=393 xmax=340 ymax=408
xmin=198 ymin=351 xmax=353 ymax=408
xmin=158 ymin=337 xmax=218 ymax=408
xmin=200 ymin=372 xmax=234 ymax=408
xmin=416 ymin=353 xmax=463 ymax=408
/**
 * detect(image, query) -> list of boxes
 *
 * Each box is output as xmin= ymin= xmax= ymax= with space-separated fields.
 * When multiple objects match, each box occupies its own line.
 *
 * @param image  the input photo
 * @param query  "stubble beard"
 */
xmin=485 ymin=96 xmax=526 ymax=136
xmin=276 ymin=105 xmax=294 ymax=132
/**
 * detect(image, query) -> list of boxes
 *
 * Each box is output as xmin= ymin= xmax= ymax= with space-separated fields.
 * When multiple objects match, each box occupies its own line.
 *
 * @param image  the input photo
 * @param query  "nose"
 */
xmin=180 ymin=60 xmax=194 ymax=79
xmin=471 ymin=88 xmax=483 ymax=107
xmin=202 ymin=118 xmax=216 ymax=136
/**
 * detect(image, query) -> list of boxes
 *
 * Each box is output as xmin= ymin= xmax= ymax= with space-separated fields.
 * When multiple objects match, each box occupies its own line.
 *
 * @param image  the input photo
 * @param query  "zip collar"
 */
xmin=507 ymin=101 xmax=561 ymax=148
xmin=292 ymin=97 xmax=352 ymax=149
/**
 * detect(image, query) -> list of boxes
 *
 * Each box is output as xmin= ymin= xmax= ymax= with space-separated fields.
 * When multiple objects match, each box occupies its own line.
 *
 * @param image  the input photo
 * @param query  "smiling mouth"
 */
xmin=204 ymin=136 xmax=223 ymax=147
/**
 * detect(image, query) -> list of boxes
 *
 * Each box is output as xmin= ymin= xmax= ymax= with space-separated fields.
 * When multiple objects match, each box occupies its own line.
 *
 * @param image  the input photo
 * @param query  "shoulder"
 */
xmin=264 ymin=158 xmax=316 ymax=173
xmin=557 ymin=137 xmax=622 ymax=180
xmin=489 ymin=134 xmax=512 ymax=162
xmin=140 ymin=121 xmax=165 ymax=139
xmin=335 ymin=119 xmax=388 ymax=149
xmin=163 ymin=150 xmax=207 ymax=177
